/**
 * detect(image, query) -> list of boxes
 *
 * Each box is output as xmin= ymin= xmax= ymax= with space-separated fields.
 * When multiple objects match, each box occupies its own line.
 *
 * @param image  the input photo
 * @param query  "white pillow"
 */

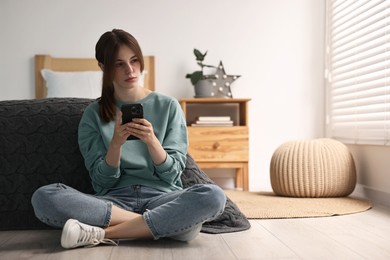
xmin=41 ymin=69 xmax=103 ymax=98
xmin=41 ymin=69 xmax=147 ymax=98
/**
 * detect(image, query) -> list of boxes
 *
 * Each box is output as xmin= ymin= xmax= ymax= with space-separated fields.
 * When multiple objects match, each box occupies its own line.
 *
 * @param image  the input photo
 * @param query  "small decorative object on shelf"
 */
xmin=186 ymin=49 xmax=241 ymax=98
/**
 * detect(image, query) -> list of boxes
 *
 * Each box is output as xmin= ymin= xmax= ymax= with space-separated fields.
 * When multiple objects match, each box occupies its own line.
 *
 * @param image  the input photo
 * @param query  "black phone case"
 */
xmin=121 ymin=104 xmax=144 ymax=140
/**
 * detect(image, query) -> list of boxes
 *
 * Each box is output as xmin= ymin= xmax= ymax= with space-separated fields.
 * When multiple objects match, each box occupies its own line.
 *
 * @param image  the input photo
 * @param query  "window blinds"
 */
xmin=326 ymin=0 xmax=390 ymax=145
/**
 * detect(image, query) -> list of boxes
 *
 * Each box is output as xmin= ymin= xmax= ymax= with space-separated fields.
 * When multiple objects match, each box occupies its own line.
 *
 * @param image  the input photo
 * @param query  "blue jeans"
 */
xmin=31 ymin=183 xmax=226 ymax=241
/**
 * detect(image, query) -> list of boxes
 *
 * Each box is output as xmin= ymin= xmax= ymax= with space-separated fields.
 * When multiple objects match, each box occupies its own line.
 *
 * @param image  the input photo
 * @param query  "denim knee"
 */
xmin=199 ymin=184 xmax=226 ymax=217
xmin=32 ymin=184 xmax=56 ymax=212
xmin=31 ymin=183 xmax=66 ymax=227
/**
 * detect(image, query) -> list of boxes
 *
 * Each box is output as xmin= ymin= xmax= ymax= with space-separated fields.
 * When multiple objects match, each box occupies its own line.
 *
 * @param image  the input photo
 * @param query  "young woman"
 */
xmin=31 ymin=29 xmax=226 ymax=249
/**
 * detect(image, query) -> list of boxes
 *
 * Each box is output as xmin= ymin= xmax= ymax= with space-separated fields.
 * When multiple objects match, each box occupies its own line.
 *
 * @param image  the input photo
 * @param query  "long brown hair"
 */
xmin=95 ymin=29 xmax=145 ymax=122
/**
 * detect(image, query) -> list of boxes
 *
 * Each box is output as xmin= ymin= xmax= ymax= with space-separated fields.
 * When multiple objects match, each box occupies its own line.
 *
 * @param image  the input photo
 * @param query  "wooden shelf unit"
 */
xmin=180 ymin=98 xmax=250 ymax=191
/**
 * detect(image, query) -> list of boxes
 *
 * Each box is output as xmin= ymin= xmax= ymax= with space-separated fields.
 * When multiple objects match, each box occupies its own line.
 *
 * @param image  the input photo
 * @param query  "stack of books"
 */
xmin=191 ymin=116 xmax=234 ymax=126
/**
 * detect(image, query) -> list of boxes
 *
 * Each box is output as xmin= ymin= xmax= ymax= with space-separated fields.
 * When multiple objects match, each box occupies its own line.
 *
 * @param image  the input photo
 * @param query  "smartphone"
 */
xmin=121 ymin=103 xmax=144 ymax=140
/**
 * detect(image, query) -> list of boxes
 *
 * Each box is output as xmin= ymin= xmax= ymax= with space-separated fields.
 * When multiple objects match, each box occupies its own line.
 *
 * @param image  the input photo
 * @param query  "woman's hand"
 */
xmin=127 ymin=118 xmax=167 ymax=165
xmin=111 ymin=111 xmax=131 ymax=147
xmin=126 ymin=118 xmax=155 ymax=144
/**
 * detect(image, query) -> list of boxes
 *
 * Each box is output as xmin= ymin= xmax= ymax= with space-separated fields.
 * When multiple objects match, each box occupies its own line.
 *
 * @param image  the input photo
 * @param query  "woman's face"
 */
xmin=112 ymin=45 xmax=142 ymax=91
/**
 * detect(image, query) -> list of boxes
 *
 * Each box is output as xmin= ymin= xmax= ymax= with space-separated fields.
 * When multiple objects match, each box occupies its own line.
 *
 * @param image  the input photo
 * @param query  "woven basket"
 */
xmin=270 ymin=138 xmax=356 ymax=198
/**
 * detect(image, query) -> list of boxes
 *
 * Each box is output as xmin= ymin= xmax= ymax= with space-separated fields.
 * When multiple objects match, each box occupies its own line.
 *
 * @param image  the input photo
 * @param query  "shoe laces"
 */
xmin=78 ymin=224 xmax=118 ymax=248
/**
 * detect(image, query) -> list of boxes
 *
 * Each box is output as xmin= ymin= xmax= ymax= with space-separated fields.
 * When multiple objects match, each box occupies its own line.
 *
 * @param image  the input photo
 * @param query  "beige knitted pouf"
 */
xmin=270 ymin=138 xmax=356 ymax=198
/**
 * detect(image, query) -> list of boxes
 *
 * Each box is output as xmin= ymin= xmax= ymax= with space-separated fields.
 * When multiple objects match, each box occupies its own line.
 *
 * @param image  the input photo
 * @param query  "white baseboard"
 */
xmin=352 ymin=184 xmax=390 ymax=207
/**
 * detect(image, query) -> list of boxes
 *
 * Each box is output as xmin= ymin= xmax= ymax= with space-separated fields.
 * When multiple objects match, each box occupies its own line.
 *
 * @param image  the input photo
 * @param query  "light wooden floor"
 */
xmin=1 ymin=203 xmax=389 ymax=260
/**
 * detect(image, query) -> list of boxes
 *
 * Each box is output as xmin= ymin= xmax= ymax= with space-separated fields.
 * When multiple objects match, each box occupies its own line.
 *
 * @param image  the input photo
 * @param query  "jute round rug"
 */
xmin=224 ymin=190 xmax=372 ymax=219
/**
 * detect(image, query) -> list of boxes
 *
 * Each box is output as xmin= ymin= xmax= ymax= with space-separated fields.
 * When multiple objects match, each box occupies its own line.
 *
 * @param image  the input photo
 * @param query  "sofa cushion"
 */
xmin=0 ymin=98 xmax=95 ymax=229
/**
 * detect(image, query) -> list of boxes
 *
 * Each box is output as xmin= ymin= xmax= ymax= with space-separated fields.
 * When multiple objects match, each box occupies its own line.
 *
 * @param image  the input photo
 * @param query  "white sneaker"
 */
xmin=61 ymin=219 xmax=118 ymax=249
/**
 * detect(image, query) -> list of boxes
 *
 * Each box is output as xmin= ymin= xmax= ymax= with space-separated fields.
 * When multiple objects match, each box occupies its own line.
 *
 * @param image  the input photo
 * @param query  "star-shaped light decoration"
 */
xmin=205 ymin=61 xmax=240 ymax=98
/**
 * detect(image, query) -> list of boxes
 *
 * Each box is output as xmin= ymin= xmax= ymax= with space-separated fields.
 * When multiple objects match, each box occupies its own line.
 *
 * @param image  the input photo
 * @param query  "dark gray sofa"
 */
xmin=0 ymin=98 xmax=249 ymax=233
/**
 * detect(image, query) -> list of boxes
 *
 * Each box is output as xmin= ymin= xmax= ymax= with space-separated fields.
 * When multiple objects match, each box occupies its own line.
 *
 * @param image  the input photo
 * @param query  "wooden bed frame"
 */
xmin=34 ymin=55 xmax=155 ymax=99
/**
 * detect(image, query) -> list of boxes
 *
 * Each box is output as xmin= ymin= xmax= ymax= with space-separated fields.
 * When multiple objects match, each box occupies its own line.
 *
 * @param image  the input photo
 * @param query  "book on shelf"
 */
xmin=191 ymin=123 xmax=233 ymax=126
xmin=193 ymin=120 xmax=233 ymax=125
xmin=197 ymin=116 xmax=231 ymax=121
xmin=191 ymin=116 xmax=234 ymax=126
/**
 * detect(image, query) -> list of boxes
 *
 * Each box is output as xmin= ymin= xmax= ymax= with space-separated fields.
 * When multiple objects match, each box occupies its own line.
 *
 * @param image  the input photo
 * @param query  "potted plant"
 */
xmin=185 ymin=49 xmax=217 ymax=97
xmin=185 ymin=49 xmax=216 ymax=85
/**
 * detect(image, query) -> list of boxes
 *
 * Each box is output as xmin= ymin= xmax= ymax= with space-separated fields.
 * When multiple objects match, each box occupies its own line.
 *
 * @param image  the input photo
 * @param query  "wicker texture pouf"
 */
xmin=270 ymin=138 xmax=356 ymax=198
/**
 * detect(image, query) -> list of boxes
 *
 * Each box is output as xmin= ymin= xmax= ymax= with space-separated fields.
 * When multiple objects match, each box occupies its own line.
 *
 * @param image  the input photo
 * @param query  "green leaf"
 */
xmin=194 ymin=49 xmax=207 ymax=62
xmin=190 ymin=71 xmax=203 ymax=85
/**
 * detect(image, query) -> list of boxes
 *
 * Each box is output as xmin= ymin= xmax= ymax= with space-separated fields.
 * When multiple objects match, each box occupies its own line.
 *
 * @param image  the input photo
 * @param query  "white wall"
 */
xmin=0 ymin=0 xmax=325 ymax=191
xmin=348 ymin=145 xmax=390 ymax=207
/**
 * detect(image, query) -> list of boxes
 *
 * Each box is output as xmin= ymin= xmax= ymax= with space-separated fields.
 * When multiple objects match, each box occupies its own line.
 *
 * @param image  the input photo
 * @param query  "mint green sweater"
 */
xmin=78 ymin=92 xmax=188 ymax=195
